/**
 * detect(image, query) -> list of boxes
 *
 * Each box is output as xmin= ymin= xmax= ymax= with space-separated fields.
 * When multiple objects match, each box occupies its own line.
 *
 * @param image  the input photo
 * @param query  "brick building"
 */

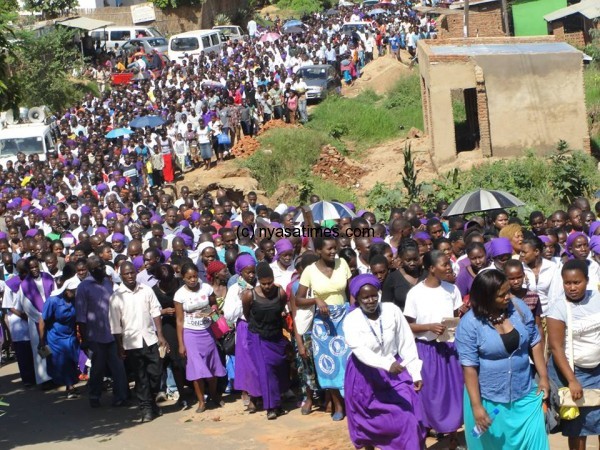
xmin=544 ymin=0 xmax=600 ymax=47
xmin=417 ymin=37 xmax=589 ymax=165
xmin=437 ymin=0 xmax=506 ymax=38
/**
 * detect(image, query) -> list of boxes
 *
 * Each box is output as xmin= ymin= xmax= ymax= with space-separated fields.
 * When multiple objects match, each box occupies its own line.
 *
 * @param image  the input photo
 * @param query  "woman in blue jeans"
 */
xmin=456 ymin=269 xmax=549 ymax=450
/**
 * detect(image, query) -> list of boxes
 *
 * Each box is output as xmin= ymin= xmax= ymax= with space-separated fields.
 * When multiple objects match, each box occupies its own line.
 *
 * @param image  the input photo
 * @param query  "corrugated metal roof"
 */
xmin=449 ymin=0 xmax=500 ymax=10
xmin=429 ymin=41 xmax=580 ymax=56
xmin=56 ymin=17 xmax=114 ymax=31
xmin=544 ymin=0 xmax=600 ymax=22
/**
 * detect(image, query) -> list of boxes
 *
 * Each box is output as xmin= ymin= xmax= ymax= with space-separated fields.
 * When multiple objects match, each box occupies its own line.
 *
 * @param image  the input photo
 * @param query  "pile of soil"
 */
xmin=230 ymin=119 xmax=297 ymax=159
xmin=230 ymin=135 xmax=260 ymax=158
xmin=312 ymin=145 xmax=367 ymax=187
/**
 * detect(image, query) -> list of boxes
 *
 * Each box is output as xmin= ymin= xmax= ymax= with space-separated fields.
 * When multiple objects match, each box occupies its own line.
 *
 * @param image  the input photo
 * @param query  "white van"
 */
xmin=0 ymin=123 xmax=56 ymax=165
xmin=168 ymin=30 xmax=225 ymax=61
xmin=90 ymin=26 xmax=164 ymax=50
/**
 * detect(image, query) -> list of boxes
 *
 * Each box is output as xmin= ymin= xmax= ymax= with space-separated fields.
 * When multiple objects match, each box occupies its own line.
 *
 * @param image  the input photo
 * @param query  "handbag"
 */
xmin=220 ymin=329 xmax=236 ymax=356
xmin=210 ymin=315 xmax=230 ymax=340
xmin=217 ymin=133 xmax=231 ymax=145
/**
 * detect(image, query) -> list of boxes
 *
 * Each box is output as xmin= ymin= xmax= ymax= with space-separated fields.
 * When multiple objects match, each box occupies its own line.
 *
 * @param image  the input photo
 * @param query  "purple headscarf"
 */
xmin=132 ymin=255 xmax=144 ymax=272
xmin=413 ymin=231 xmax=431 ymax=241
xmin=489 ymin=237 xmax=513 ymax=258
xmin=588 ymin=221 xmax=600 ymax=237
xmin=274 ymin=238 xmax=294 ymax=260
xmin=176 ymin=232 xmax=193 ymax=248
xmin=349 ymin=273 xmax=381 ymax=299
xmin=538 ymin=235 xmax=551 ymax=245
xmin=235 ymin=253 xmax=256 ymax=275
xmin=590 ymin=236 xmax=600 ymax=255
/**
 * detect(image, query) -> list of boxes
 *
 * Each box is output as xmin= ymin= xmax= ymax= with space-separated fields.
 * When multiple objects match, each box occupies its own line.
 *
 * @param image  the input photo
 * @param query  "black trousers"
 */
xmin=127 ymin=341 xmax=161 ymax=411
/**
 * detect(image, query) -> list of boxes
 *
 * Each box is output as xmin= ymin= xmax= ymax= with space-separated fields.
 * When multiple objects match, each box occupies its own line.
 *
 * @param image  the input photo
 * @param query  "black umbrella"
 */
xmin=443 ymin=189 xmax=525 ymax=217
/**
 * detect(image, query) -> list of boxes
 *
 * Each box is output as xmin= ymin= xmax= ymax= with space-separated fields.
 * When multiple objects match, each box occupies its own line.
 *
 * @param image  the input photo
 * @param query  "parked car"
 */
xmin=295 ymin=65 xmax=340 ymax=101
xmin=212 ymin=25 xmax=246 ymax=41
xmin=90 ymin=26 xmax=163 ymax=50
xmin=121 ymin=37 xmax=168 ymax=54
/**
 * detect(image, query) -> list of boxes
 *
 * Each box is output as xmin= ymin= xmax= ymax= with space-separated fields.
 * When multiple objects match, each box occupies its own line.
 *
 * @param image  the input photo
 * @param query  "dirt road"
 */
xmin=0 ymin=360 xmax=593 ymax=449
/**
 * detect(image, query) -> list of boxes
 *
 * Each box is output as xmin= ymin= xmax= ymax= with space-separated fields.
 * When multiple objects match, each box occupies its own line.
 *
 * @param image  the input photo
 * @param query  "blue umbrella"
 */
xmin=293 ymin=201 xmax=356 ymax=223
xmin=105 ymin=128 xmax=134 ymax=139
xmin=130 ymin=115 xmax=166 ymax=129
xmin=283 ymin=19 xmax=303 ymax=29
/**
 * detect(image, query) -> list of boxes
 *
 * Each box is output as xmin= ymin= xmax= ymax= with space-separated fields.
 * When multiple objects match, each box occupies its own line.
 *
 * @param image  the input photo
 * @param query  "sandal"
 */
xmin=266 ymin=409 xmax=277 ymax=420
xmin=300 ymin=402 xmax=312 ymax=415
xmin=196 ymin=404 xmax=206 ymax=414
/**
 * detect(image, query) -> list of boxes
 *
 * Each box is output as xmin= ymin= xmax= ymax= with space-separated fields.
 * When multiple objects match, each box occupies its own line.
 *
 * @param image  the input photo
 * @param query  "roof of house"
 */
xmin=544 ymin=0 xmax=600 ymax=22
xmin=427 ymin=40 xmax=580 ymax=56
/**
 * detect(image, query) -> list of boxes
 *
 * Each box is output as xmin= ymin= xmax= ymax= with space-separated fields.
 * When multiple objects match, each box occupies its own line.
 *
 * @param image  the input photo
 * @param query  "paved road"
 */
xmin=0 ymin=361 xmax=596 ymax=449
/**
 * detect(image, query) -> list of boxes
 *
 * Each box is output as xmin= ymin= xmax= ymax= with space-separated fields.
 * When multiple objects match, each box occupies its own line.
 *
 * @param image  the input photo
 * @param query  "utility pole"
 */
xmin=501 ymin=0 xmax=510 ymax=36
xmin=464 ymin=0 xmax=470 ymax=38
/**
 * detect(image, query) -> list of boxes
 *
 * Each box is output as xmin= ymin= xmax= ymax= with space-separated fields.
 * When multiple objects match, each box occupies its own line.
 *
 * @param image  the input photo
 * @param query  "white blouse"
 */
xmin=344 ymin=302 xmax=423 ymax=382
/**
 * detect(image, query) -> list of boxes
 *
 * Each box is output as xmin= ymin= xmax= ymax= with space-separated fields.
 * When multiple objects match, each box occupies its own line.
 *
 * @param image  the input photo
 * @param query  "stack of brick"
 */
xmin=230 ymin=135 xmax=260 ymax=158
xmin=312 ymin=145 xmax=366 ymax=187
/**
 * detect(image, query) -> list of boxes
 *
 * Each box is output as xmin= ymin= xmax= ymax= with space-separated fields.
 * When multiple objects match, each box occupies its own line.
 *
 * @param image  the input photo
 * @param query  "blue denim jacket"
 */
xmin=455 ymin=298 xmax=541 ymax=403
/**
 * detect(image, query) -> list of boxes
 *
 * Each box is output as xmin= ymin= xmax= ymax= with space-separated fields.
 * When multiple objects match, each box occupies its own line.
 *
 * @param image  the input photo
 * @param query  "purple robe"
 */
xmin=21 ymin=274 xmax=54 ymax=312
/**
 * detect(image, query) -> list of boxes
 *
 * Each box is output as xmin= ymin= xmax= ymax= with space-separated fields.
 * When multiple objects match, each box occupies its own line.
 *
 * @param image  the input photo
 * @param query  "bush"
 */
xmin=276 ymin=0 xmax=323 ymax=13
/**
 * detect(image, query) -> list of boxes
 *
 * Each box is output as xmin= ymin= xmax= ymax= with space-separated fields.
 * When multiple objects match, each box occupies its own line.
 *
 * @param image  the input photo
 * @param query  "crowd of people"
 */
xmin=1 ymin=2 xmax=599 ymax=450
xmin=2 ymin=175 xmax=600 ymax=449
xmin=79 ymin=2 xmax=437 ymax=175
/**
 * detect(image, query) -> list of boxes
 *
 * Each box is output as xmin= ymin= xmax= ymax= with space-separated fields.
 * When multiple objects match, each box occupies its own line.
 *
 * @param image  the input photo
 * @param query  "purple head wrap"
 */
xmin=112 ymin=232 xmax=125 ymax=242
xmin=176 ymin=232 xmax=193 ymax=248
xmin=0 ymin=231 xmax=7 ymax=239
xmin=132 ymin=255 xmax=144 ymax=272
xmin=231 ymin=220 xmax=242 ymax=228
xmin=538 ymin=235 xmax=551 ymax=245
xmin=489 ymin=237 xmax=513 ymax=258
xmin=81 ymin=205 xmax=91 ymax=215
xmin=116 ymin=179 xmax=126 ymax=188
xmin=235 ymin=253 xmax=256 ymax=275
xmin=566 ymin=232 xmax=587 ymax=250
xmin=191 ymin=212 xmax=201 ymax=222
xmin=590 ymin=236 xmax=600 ymax=255
xmin=588 ymin=221 xmax=600 ymax=237
xmin=344 ymin=202 xmax=356 ymax=212
xmin=97 ymin=183 xmax=108 ymax=192
xmin=357 ymin=209 xmax=367 ymax=217
xmin=25 ymin=229 xmax=38 ymax=238
xmin=179 ymin=220 xmax=190 ymax=228
xmin=372 ymin=237 xmax=385 ymax=244
xmin=107 ymin=212 xmax=117 ymax=220
xmin=413 ymin=231 xmax=431 ymax=241
xmin=274 ymin=238 xmax=294 ymax=260
xmin=96 ymin=227 xmax=108 ymax=236
xmin=349 ymin=273 xmax=381 ymax=299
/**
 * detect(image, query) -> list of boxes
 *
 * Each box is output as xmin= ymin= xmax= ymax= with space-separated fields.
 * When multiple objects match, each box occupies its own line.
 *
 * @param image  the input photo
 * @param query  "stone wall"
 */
xmin=70 ymin=0 xmax=247 ymax=36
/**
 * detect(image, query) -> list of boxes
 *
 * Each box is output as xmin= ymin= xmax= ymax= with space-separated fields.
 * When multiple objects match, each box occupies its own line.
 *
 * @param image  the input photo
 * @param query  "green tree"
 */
xmin=10 ymin=27 xmax=85 ymax=111
xmin=23 ymin=0 xmax=78 ymax=18
xmin=0 ymin=0 xmax=19 ymax=110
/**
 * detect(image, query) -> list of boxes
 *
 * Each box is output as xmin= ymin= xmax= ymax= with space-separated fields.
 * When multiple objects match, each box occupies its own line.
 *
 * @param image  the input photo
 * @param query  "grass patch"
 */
xmin=585 ymin=66 xmax=600 ymax=107
xmin=240 ymin=127 xmax=329 ymax=195
xmin=309 ymin=176 xmax=357 ymax=203
xmin=306 ymin=73 xmax=423 ymax=150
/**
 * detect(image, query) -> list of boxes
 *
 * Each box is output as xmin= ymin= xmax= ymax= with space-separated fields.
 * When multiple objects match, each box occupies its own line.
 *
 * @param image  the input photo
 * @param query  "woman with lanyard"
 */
xmin=241 ymin=262 xmax=289 ymax=420
xmin=404 ymin=250 xmax=464 ymax=450
xmin=547 ymin=259 xmax=600 ymax=450
xmin=174 ymin=263 xmax=225 ymax=413
xmin=296 ymin=235 xmax=352 ymax=421
xmin=344 ymin=274 xmax=426 ymax=450
xmin=456 ymin=269 xmax=549 ymax=450
xmin=223 ymin=253 xmax=262 ymax=412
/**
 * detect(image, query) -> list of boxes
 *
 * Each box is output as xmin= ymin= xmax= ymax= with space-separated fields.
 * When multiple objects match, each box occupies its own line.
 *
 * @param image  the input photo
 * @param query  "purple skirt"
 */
xmin=247 ymin=330 xmax=290 ymax=410
xmin=234 ymin=320 xmax=262 ymax=397
xmin=345 ymin=354 xmax=426 ymax=450
xmin=415 ymin=340 xmax=464 ymax=433
xmin=183 ymin=328 xmax=226 ymax=381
